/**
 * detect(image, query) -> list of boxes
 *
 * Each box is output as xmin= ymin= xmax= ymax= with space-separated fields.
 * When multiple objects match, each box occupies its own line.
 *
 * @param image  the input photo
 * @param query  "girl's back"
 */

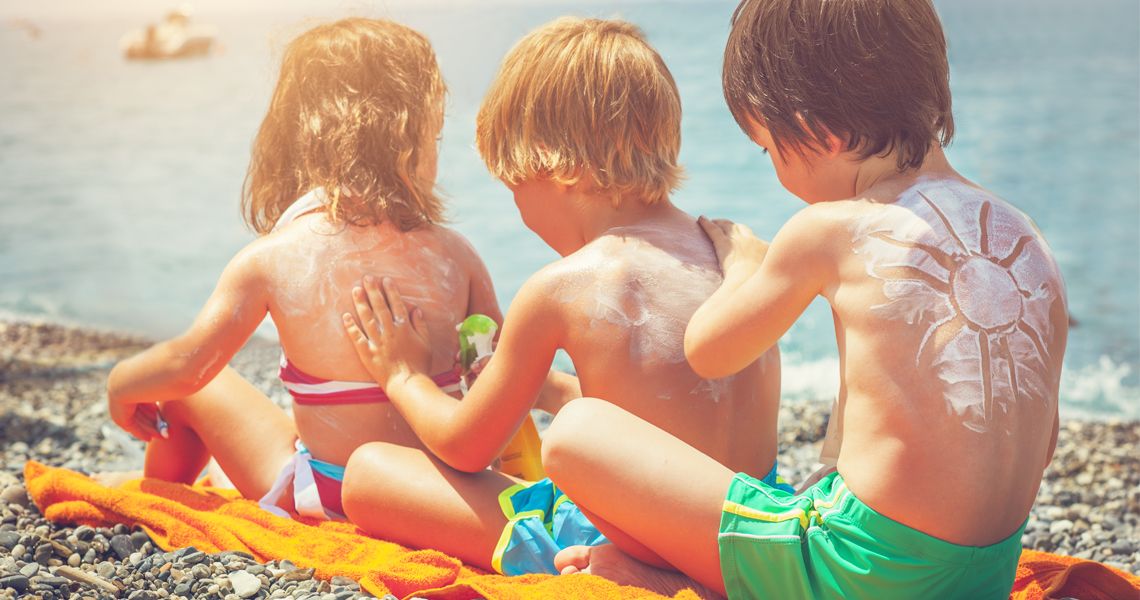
xmin=262 ymin=216 xmax=479 ymax=464
xmin=105 ymin=19 xmax=499 ymax=519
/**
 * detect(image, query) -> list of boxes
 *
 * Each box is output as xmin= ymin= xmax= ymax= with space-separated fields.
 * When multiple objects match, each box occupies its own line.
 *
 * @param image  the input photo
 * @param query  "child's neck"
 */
xmin=573 ymin=194 xmax=685 ymax=247
xmin=851 ymin=145 xmax=957 ymax=199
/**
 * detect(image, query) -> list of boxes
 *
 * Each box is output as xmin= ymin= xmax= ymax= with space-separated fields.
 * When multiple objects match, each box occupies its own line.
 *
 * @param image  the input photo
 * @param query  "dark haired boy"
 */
xmin=544 ymin=0 xmax=1069 ymax=598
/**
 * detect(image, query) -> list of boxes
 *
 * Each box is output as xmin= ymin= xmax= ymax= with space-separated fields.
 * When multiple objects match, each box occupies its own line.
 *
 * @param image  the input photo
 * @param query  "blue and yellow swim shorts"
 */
xmin=491 ymin=478 xmax=607 ymax=575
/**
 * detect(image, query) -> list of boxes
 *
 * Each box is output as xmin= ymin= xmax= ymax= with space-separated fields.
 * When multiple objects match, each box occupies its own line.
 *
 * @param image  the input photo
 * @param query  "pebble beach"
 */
xmin=1 ymin=317 xmax=1137 ymax=599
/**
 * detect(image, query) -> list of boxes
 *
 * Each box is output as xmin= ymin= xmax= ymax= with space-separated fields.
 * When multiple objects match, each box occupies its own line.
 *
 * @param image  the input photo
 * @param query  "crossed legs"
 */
xmin=340 ymin=442 xmax=521 ymax=570
xmin=542 ymin=397 xmax=732 ymax=598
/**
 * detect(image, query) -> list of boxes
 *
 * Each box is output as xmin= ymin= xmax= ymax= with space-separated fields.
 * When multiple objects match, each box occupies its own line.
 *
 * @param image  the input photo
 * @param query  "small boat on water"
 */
xmin=121 ymin=6 xmax=217 ymax=61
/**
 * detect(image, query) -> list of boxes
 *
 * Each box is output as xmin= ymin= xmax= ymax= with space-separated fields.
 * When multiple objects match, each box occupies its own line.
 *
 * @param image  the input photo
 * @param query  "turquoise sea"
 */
xmin=1 ymin=0 xmax=1137 ymax=418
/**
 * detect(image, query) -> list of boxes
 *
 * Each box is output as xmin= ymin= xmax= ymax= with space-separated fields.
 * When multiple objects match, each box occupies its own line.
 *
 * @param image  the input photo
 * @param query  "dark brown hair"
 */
xmin=243 ymin=18 xmax=447 ymax=234
xmin=723 ymin=0 xmax=954 ymax=170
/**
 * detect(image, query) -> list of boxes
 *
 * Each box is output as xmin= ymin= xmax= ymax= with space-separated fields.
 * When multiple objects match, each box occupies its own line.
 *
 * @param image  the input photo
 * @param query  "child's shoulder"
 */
xmin=515 ymin=235 xmax=639 ymax=301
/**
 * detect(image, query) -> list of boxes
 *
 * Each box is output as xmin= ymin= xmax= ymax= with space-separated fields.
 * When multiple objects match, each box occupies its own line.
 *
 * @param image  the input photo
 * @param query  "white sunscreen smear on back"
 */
xmin=554 ymin=227 xmax=734 ymax=402
xmin=854 ymin=178 xmax=1065 ymax=434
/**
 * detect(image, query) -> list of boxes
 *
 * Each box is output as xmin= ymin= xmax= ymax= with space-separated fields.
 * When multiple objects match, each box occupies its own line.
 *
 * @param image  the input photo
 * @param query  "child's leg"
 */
xmin=572 ymin=504 xmax=672 ymax=570
xmin=146 ymin=366 xmax=296 ymax=500
xmin=341 ymin=442 xmax=519 ymax=571
xmin=541 ymin=397 xmax=733 ymax=596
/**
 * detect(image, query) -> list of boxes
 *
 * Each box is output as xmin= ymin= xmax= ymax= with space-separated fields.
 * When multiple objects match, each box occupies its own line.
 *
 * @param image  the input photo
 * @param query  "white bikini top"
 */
xmin=271 ymin=188 xmax=329 ymax=233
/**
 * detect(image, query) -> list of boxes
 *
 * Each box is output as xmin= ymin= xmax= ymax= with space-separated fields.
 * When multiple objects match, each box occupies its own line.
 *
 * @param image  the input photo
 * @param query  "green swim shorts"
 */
xmin=718 ymin=471 xmax=1025 ymax=600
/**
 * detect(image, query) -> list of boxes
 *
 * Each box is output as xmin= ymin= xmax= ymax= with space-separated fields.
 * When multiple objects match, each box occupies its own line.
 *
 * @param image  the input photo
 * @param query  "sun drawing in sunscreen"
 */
xmin=856 ymin=180 xmax=1063 ymax=433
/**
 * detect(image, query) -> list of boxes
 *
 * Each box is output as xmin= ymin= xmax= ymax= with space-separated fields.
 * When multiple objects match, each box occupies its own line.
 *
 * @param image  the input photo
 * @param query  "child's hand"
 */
xmin=698 ymin=216 xmax=770 ymax=279
xmin=108 ymin=398 xmax=162 ymax=442
xmin=344 ymin=276 xmax=433 ymax=390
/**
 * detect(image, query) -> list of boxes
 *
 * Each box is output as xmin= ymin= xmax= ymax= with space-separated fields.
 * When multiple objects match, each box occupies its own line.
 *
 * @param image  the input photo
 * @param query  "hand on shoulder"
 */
xmin=697 ymin=216 xmax=769 ymax=281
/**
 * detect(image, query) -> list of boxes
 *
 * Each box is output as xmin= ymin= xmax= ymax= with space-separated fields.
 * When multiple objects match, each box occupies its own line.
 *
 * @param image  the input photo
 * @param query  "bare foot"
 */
xmin=91 ymin=470 xmax=143 ymax=488
xmin=555 ymin=544 xmax=723 ymax=599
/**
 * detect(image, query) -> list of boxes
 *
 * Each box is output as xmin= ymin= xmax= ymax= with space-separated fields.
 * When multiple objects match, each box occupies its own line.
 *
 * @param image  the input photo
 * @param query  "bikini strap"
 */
xmin=271 ymin=188 xmax=329 ymax=233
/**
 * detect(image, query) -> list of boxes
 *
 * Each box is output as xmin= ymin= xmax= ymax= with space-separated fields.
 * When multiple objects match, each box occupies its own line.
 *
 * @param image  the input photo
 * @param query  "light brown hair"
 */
xmin=243 ymin=18 xmax=446 ymax=234
xmin=476 ymin=17 xmax=683 ymax=206
xmin=723 ymin=0 xmax=954 ymax=170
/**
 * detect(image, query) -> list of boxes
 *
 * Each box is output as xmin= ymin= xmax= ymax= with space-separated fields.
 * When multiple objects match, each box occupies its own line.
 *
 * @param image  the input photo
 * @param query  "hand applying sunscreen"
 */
xmin=457 ymin=315 xmax=545 ymax=481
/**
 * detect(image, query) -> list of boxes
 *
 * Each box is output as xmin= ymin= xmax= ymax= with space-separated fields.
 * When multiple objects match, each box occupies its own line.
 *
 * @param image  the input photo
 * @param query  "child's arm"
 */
xmin=462 ymin=239 xmax=580 ymax=414
xmin=107 ymin=245 xmax=269 ymax=440
xmin=535 ymin=369 xmax=581 ymax=414
xmin=685 ymin=211 xmax=833 ymax=379
xmin=345 ymin=275 xmax=561 ymax=472
xmin=461 ymin=236 xmax=507 ymax=327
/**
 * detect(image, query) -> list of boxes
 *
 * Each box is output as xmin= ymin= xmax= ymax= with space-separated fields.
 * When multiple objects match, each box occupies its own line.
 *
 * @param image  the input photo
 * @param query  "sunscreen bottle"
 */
xmin=457 ymin=315 xmax=546 ymax=481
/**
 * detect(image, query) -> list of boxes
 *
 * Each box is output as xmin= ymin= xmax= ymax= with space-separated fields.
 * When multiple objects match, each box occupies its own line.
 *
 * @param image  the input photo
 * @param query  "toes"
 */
xmin=554 ymin=545 xmax=593 ymax=574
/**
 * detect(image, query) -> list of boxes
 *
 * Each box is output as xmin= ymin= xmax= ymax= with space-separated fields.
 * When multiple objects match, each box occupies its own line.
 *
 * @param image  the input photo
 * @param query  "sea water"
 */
xmin=1 ymin=0 xmax=1136 ymax=419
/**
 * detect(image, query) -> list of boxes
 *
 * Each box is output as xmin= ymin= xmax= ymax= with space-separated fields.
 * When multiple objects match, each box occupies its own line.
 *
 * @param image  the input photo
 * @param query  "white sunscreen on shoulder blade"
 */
xmin=854 ymin=178 xmax=1063 ymax=434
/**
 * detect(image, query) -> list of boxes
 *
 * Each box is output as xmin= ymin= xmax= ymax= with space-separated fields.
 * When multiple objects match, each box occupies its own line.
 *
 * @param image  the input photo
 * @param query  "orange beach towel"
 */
xmin=23 ymin=461 xmax=698 ymax=599
xmin=25 ymin=462 xmax=1140 ymax=599
xmin=1011 ymin=548 xmax=1140 ymax=600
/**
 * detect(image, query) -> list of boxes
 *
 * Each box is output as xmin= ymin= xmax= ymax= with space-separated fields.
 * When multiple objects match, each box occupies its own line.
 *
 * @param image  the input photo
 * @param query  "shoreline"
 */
xmin=1 ymin=317 xmax=1138 ymax=598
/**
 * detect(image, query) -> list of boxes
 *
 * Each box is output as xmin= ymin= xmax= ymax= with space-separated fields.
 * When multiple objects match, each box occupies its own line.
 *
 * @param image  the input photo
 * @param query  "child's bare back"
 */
xmin=543 ymin=219 xmax=778 ymax=474
xmin=800 ymin=173 xmax=1067 ymax=544
xmin=259 ymin=214 xmax=488 ymax=465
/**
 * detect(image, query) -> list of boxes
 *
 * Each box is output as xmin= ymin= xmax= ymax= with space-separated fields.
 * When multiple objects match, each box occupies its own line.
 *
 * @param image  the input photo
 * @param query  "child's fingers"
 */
xmin=698 ymin=216 xmax=731 ymax=243
xmin=352 ymin=285 xmax=384 ymax=340
xmin=410 ymin=307 xmax=429 ymax=340
xmin=343 ymin=313 xmax=372 ymax=353
xmin=131 ymin=409 xmax=157 ymax=442
xmin=364 ymin=276 xmax=395 ymax=332
xmin=699 ymin=216 xmax=734 ymax=258
xmin=381 ymin=278 xmax=410 ymax=325
xmin=730 ymin=221 xmax=758 ymax=242
xmin=710 ymin=218 xmax=735 ymax=232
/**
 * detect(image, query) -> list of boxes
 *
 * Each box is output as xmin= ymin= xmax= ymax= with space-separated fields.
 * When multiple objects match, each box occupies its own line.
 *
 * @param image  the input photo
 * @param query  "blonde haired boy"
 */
xmin=338 ymin=17 xmax=783 ymax=577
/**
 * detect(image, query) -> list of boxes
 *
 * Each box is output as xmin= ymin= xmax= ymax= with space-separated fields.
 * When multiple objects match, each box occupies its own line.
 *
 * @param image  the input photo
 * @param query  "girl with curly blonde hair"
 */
xmin=105 ymin=18 xmax=504 ymax=520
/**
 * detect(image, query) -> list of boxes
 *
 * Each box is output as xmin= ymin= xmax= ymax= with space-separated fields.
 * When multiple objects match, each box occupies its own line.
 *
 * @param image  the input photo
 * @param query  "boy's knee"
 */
xmin=542 ymin=397 xmax=610 ymax=476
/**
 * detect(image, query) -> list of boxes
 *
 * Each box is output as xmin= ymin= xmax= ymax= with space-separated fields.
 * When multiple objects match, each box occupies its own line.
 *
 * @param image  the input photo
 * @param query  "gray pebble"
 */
xmin=109 ymin=534 xmax=134 ymax=560
xmin=0 ymin=532 xmax=17 ymax=551
xmin=1111 ymin=540 xmax=1136 ymax=555
xmin=33 ymin=542 xmax=52 ymax=565
xmin=181 ymin=550 xmax=207 ymax=565
xmin=96 ymin=561 xmax=115 ymax=578
xmin=0 ymin=574 xmax=28 ymax=593
xmin=1050 ymin=519 xmax=1074 ymax=534
xmin=18 ymin=563 xmax=38 ymax=577
xmin=73 ymin=525 xmax=95 ymax=542
xmin=0 ymin=486 xmax=28 ymax=509
xmin=130 ymin=530 xmax=150 ymax=550
xmin=36 ymin=575 xmax=70 ymax=588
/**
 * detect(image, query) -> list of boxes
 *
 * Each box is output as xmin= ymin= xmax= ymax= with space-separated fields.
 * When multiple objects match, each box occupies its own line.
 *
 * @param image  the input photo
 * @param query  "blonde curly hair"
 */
xmin=243 ymin=18 xmax=447 ymax=234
